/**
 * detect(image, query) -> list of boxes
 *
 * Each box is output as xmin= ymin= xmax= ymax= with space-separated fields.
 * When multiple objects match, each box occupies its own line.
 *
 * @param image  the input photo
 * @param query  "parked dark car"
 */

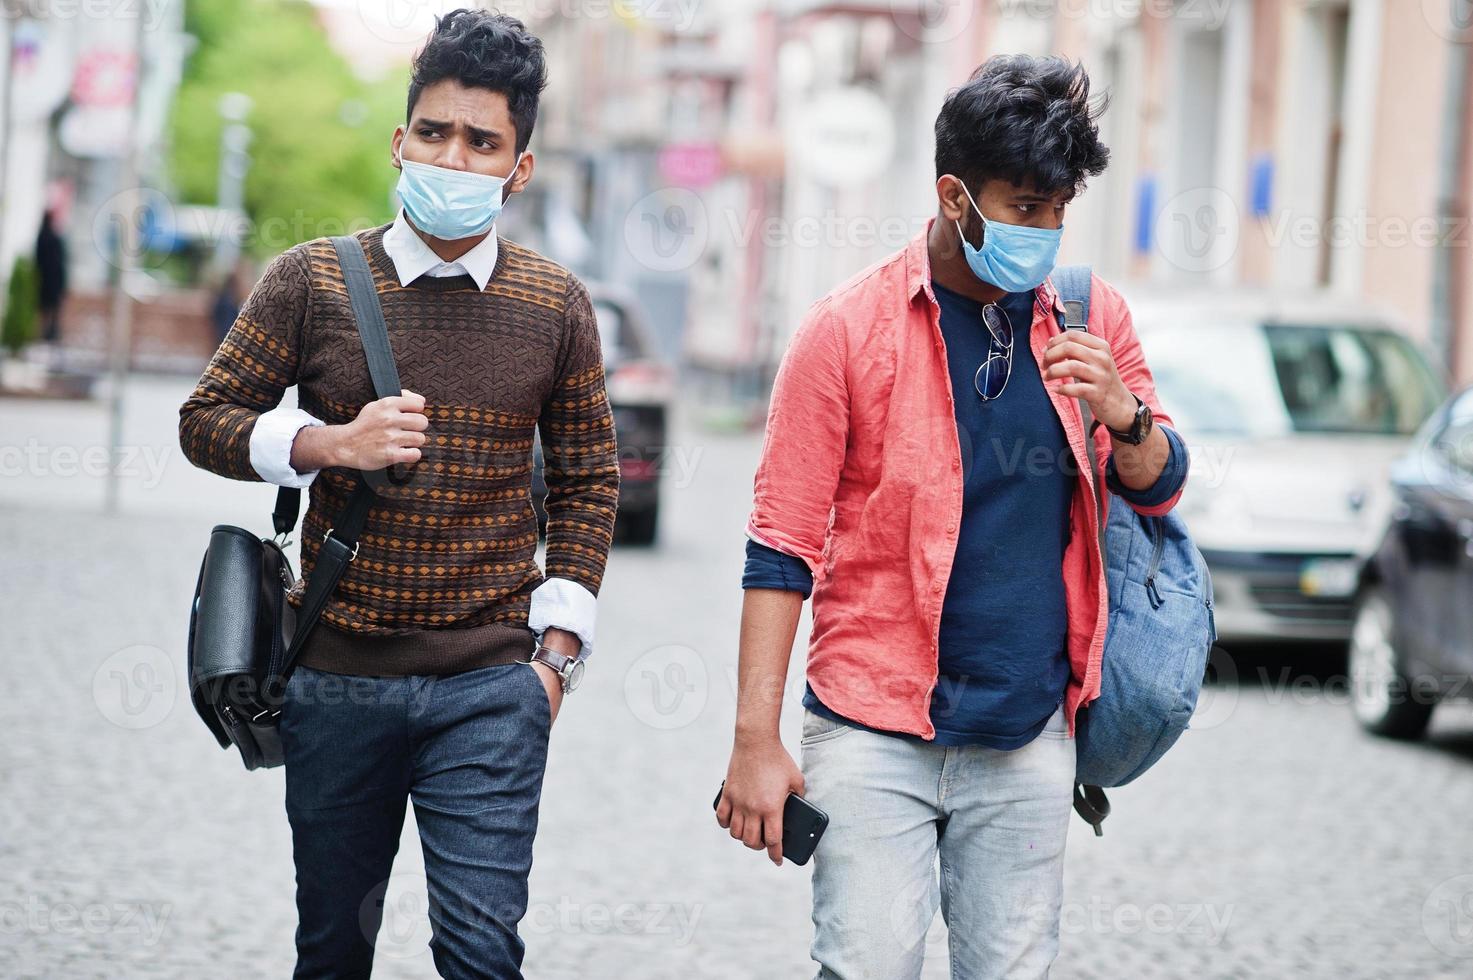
xmin=1350 ymin=385 xmax=1473 ymax=738
xmin=533 ymin=284 xmax=672 ymax=545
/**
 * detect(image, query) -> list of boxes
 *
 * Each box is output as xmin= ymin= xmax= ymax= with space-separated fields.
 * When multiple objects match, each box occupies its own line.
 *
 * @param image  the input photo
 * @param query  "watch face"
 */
xmin=566 ymin=659 xmax=586 ymax=692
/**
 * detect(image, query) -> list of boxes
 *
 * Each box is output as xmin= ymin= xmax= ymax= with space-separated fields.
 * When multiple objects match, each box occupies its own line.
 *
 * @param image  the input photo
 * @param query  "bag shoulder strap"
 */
xmin=335 ymin=234 xmax=403 ymax=396
xmin=268 ymin=235 xmax=402 ymax=692
xmin=1051 ymin=265 xmax=1116 ymax=836
xmin=1051 ymin=265 xmax=1104 ymax=524
xmin=1053 ymin=263 xmax=1092 ymax=331
xmin=268 ymin=236 xmax=402 ymax=537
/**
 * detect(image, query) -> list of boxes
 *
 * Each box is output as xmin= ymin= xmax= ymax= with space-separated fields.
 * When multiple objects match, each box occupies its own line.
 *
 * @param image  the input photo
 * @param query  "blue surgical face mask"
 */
xmin=395 ymin=149 xmax=523 ymax=240
xmin=953 ymin=179 xmax=1063 ymax=293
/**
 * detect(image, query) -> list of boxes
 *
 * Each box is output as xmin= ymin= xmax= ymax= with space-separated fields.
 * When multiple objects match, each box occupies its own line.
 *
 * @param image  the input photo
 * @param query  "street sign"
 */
xmin=788 ymin=86 xmax=895 ymax=189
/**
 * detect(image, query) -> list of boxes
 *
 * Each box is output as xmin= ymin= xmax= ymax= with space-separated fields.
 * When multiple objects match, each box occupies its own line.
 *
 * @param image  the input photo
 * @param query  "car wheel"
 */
xmin=619 ymin=504 xmax=658 ymax=546
xmin=1348 ymin=585 xmax=1434 ymax=740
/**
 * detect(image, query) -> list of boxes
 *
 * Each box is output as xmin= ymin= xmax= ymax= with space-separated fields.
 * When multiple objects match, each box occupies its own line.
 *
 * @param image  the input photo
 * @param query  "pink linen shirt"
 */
xmin=747 ymin=219 xmax=1185 ymax=739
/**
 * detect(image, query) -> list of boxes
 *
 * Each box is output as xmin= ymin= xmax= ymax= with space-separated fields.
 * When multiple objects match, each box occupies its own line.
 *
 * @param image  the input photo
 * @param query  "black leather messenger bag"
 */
xmin=186 ymin=235 xmax=401 ymax=770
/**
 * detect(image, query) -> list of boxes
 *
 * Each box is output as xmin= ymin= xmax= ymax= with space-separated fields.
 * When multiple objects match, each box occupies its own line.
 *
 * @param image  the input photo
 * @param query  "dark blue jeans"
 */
xmin=279 ymin=660 xmax=551 ymax=978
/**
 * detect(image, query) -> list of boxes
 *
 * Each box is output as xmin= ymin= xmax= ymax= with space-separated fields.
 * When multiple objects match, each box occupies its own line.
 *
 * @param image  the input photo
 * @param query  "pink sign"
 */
xmin=657 ymin=142 xmax=723 ymax=189
xmin=71 ymin=49 xmax=137 ymax=109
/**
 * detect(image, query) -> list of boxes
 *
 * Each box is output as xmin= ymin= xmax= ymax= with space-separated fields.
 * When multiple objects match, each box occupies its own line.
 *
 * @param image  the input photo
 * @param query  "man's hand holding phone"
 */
xmin=716 ymin=736 xmax=806 ymax=866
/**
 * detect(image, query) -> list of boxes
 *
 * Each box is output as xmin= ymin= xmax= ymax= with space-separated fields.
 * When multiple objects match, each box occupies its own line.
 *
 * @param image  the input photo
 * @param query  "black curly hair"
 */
xmin=934 ymin=55 xmax=1109 ymax=197
xmin=407 ymin=8 xmax=549 ymax=153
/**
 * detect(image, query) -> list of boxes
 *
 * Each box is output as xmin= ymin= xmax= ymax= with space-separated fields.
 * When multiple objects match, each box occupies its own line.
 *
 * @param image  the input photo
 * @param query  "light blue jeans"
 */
xmin=801 ymin=702 xmax=1075 ymax=980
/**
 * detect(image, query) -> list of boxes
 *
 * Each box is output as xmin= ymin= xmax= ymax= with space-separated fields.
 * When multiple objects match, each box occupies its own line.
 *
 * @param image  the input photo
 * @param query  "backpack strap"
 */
xmin=1051 ymin=264 xmax=1105 ymax=531
xmin=1052 ymin=263 xmax=1093 ymax=332
xmin=1052 ymin=264 xmax=1115 ymax=837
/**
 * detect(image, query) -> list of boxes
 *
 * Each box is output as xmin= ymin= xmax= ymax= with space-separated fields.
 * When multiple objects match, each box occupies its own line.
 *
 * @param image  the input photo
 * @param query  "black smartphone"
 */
xmin=713 ymin=780 xmax=829 ymax=866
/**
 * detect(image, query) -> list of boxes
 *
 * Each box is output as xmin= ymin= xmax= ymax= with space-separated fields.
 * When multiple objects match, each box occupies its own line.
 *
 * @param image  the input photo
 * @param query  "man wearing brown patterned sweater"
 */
xmin=177 ymin=10 xmax=616 ymax=977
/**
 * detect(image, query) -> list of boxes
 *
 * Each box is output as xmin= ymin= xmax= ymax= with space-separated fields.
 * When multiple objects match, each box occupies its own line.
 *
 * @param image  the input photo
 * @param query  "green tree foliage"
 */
xmin=2 ymin=257 xmax=40 ymax=354
xmin=169 ymin=0 xmax=408 ymax=257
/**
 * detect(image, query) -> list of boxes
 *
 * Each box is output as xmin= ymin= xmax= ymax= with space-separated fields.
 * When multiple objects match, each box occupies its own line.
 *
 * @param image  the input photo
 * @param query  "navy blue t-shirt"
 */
xmin=917 ymin=281 xmax=1074 ymax=746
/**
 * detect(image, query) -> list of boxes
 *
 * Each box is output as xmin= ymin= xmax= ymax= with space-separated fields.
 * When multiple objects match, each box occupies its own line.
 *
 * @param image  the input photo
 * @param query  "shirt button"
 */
xmin=947 ymin=524 xmax=957 ymax=534
xmin=932 ymin=583 xmax=943 ymax=594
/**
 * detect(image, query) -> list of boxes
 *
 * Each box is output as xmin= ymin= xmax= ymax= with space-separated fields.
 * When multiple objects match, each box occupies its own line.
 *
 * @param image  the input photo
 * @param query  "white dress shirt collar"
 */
xmin=381 ymin=209 xmax=500 ymax=291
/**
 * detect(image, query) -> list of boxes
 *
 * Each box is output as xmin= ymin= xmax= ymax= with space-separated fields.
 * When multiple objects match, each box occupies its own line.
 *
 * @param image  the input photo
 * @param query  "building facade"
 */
xmin=546 ymin=0 xmax=1473 ymax=389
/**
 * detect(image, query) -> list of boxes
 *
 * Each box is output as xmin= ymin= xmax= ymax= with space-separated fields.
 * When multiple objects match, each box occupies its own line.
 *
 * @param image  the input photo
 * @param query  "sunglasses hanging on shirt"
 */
xmin=974 ymin=301 xmax=1014 ymax=401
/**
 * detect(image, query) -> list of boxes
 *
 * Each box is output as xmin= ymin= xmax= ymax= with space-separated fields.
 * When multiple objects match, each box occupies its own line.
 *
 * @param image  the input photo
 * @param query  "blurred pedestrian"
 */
xmin=209 ymin=258 xmax=253 ymax=348
xmin=717 ymin=55 xmax=1190 ymax=979
xmin=35 ymin=208 xmax=67 ymax=369
xmin=178 ymin=9 xmax=617 ymax=976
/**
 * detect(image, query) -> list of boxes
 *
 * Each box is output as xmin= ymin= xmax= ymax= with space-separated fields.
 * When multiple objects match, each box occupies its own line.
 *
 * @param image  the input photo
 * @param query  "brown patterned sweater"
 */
xmin=178 ymin=224 xmax=619 ymax=676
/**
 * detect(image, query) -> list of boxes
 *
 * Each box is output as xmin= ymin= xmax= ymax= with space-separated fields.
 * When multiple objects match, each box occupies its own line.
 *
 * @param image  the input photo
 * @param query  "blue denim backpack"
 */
xmin=1051 ymin=266 xmax=1217 ymax=835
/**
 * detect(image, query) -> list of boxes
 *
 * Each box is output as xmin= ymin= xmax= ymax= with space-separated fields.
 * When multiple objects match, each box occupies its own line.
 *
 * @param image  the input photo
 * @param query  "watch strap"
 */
xmin=531 ymin=642 xmax=574 ymax=673
xmin=1106 ymin=394 xmax=1148 ymax=444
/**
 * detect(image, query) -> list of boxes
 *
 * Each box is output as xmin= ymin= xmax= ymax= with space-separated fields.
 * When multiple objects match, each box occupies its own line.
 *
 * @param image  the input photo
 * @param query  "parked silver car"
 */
xmin=1128 ymin=291 xmax=1445 ymax=644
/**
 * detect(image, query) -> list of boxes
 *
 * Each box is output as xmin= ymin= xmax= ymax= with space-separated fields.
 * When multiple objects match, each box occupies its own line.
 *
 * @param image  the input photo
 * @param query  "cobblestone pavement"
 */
xmin=3 ymin=376 xmax=1473 ymax=979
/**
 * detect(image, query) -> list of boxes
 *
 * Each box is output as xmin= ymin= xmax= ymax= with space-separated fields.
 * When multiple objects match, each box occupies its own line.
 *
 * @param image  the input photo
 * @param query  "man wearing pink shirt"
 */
xmin=716 ymin=55 xmax=1188 ymax=978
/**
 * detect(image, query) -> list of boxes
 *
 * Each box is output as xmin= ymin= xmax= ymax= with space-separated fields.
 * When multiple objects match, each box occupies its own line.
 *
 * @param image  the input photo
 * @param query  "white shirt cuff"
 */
xmin=528 ymin=577 xmax=598 ymax=661
xmin=249 ymin=407 xmax=326 ymax=488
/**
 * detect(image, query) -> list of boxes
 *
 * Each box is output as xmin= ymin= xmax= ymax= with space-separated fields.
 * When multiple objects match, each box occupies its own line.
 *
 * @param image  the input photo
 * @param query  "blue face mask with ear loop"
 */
xmin=953 ymin=178 xmax=1064 ymax=293
xmin=394 ymin=148 xmax=523 ymax=240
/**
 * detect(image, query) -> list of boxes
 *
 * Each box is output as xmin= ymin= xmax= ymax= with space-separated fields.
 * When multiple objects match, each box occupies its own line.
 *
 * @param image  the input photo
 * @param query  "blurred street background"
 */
xmin=5 ymin=0 xmax=1473 ymax=976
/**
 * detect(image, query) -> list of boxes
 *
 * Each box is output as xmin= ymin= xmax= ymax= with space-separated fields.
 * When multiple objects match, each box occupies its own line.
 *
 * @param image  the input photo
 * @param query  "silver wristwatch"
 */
xmin=529 ymin=642 xmax=585 ymax=694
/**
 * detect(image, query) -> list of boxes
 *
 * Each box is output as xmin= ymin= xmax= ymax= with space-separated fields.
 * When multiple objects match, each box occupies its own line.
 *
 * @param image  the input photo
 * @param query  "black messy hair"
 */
xmin=407 ymin=8 xmax=549 ymax=153
xmin=934 ymin=55 xmax=1109 ymax=197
